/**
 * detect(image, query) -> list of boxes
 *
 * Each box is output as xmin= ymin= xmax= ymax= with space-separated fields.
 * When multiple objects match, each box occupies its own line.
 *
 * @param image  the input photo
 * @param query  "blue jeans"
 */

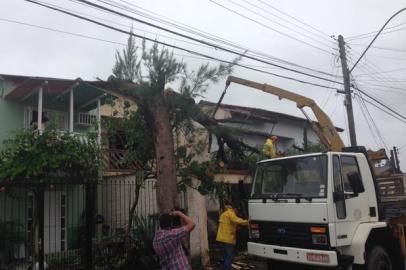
xmin=223 ymin=243 xmax=235 ymax=270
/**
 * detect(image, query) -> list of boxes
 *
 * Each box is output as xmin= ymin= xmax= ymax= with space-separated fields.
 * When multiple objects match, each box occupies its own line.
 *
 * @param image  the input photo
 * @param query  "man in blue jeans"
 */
xmin=216 ymin=200 xmax=248 ymax=270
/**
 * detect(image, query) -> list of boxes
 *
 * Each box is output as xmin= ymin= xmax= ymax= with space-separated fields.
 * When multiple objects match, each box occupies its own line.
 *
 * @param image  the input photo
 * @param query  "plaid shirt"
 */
xmin=153 ymin=226 xmax=190 ymax=270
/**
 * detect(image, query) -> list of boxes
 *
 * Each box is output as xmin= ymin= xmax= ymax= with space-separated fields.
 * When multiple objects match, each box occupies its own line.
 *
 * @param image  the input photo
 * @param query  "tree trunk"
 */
xmin=148 ymin=94 xmax=179 ymax=213
xmin=126 ymin=172 xmax=143 ymax=234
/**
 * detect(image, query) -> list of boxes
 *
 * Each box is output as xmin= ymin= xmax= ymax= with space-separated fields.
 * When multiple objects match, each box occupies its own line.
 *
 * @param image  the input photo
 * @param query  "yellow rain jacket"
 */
xmin=216 ymin=206 xmax=248 ymax=245
xmin=262 ymin=138 xmax=276 ymax=158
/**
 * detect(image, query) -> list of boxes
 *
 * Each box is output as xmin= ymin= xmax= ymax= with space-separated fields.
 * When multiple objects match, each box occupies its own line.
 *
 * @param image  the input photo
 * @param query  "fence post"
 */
xmin=85 ymin=183 xmax=95 ymax=270
xmin=37 ymin=185 xmax=45 ymax=270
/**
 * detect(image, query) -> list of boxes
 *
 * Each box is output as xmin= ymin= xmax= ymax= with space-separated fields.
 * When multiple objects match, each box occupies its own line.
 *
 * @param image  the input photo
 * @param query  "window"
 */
xmin=341 ymin=156 xmax=360 ymax=192
xmin=333 ymin=156 xmax=346 ymax=219
xmin=252 ymin=155 xmax=327 ymax=198
xmin=24 ymin=107 xmax=68 ymax=130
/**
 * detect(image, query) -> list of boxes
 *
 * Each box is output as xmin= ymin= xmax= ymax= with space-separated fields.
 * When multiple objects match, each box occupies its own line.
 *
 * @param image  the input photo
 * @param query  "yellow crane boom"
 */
xmin=225 ymin=76 xmax=345 ymax=151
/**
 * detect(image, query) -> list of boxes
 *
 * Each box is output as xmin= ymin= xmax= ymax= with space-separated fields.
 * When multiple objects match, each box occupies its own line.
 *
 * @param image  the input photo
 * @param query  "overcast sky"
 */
xmin=0 ymin=0 xmax=405 ymax=169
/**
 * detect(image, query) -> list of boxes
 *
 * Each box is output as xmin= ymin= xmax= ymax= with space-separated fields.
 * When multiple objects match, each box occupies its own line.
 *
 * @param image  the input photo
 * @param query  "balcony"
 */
xmin=103 ymin=149 xmax=143 ymax=175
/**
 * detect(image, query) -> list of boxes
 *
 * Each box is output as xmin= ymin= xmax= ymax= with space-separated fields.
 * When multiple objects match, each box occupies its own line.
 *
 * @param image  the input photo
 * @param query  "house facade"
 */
xmin=0 ymin=74 xmax=109 ymax=266
xmin=0 ymin=74 xmax=173 ymax=269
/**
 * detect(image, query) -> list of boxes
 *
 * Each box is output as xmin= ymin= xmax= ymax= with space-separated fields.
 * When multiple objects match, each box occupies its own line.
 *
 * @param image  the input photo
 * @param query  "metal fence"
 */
xmin=0 ymin=176 xmax=185 ymax=270
xmin=0 ymin=182 xmax=93 ymax=270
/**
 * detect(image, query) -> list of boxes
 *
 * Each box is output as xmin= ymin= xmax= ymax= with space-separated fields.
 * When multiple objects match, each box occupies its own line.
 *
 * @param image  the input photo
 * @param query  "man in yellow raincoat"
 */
xmin=216 ymin=200 xmax=248 ymax=270
xmin=262 ymin=135 xmax=278 ymax=158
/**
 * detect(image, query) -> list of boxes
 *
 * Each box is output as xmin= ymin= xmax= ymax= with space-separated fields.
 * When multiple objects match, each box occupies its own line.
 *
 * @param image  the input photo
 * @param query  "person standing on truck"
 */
xmin=216 ymin=199 xmax=249 ymax=270
xmin=153 ymin=210 xmax=195 ymax=270
xmin=262 ymin=135 xmax=278 ymax=158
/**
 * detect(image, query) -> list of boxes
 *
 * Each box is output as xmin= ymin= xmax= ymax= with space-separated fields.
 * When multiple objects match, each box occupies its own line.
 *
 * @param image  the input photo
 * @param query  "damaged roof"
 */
xmin=200 ymin=100 xmax=344 ymax=132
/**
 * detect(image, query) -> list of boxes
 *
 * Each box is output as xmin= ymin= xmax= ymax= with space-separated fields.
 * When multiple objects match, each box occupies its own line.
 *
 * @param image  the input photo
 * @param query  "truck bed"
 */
xmin=377 ymin=174 xmax=406 ymax=220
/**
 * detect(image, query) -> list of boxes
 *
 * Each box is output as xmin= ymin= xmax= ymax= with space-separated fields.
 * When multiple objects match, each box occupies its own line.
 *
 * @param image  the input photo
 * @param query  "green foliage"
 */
xmin=104 ymin=111 xmax=154 ymax=169
xmin=109 ymin=35 xmax=240 ymax=197
xmin=176 ymin=145 xmax=227 ymax=197
xmin=112 ymin=27 xmax=141 ymax=82
xmin=132 ymin=215 xmax=159 ymax=253
xmin=0 ymin=126 xmax=101 ymax=183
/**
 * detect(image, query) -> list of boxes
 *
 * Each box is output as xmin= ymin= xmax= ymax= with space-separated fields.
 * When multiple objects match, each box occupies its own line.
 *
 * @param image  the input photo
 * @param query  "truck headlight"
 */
xmin=312 ymin=234 xmax=328 ymax=245
xmin=249 ymin=223 xmax=260 ymax=239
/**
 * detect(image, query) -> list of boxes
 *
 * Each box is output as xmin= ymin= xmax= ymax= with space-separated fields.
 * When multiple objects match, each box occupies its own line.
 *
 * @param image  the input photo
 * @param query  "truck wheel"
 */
xmin=366 ymin=246 xmax=392 ymax=270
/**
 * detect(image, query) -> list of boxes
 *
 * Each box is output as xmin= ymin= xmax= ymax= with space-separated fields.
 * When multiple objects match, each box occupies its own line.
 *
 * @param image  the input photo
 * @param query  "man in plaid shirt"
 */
xmin=153 ymin=210 xmax=195 ymax=270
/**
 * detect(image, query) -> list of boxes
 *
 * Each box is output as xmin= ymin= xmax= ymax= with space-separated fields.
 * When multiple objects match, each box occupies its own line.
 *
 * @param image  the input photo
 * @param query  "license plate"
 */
xmin=306 ymin=253 xmax=330 ymax=263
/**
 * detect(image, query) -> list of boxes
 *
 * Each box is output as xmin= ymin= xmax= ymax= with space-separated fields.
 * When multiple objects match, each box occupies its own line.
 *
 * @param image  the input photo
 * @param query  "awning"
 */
xmin=1 ymin=74 xmax=107 ymax=111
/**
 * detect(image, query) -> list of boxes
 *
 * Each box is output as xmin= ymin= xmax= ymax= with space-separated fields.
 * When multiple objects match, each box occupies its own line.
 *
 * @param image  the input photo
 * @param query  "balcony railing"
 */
xmin=103 ymin=149 xmax=143 ymax=173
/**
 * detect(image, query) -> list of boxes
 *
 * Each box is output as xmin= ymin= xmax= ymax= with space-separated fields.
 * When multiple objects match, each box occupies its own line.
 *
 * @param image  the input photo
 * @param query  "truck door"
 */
xmin=333 ymin=155 xmax=369 ymax=246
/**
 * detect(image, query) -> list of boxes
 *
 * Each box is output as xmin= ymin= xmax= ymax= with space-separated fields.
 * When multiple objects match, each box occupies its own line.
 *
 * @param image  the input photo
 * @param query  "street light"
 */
xmin=350 ymin=7 xmax=406 ymax=73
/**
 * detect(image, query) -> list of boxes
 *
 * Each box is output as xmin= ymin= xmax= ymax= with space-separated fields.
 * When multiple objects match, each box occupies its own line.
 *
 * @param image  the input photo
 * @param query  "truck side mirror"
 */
xmin=348 ymin=172 xmax=365 ymax=195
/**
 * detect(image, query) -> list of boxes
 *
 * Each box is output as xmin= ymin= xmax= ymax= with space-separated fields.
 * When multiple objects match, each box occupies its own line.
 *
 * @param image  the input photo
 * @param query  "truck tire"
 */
xmin=366 ymin=246 xmax=392 ymax=270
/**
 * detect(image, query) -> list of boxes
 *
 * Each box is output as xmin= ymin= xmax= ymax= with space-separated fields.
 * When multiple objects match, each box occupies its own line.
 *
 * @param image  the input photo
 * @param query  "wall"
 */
xmin=0 ymin=80 xmax=25 ymax=145
xmin=186 ymin=178 xmax=210 ymax=267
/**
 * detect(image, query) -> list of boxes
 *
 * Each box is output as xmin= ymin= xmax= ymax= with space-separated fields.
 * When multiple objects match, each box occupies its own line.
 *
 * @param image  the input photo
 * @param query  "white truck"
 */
xmin=221 ymin=76 xmax=406 ymax=269
xmin=248 ymin=147 xmax=406 ymax=270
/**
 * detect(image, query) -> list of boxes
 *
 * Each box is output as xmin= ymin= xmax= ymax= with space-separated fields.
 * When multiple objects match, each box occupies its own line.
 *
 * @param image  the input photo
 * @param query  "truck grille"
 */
xmin=252 ymin=221 xmax=330 ymax=250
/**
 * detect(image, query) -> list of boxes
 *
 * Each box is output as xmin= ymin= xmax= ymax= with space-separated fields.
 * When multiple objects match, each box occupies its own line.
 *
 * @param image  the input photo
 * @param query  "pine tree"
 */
xmin=110 ymin=33 xmax=237 ymax=213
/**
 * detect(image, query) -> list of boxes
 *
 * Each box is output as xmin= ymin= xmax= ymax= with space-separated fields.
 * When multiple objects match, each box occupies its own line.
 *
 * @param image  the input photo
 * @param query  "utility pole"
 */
xmin=338 ymin=35 xmax=357 ymax=147
xmin=394 ymin=146 xmax=401 ymax=173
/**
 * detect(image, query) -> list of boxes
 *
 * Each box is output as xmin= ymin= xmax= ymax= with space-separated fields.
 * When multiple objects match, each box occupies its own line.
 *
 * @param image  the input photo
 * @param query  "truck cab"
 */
xmin=248 ymin=151 xmax=405 ymax=269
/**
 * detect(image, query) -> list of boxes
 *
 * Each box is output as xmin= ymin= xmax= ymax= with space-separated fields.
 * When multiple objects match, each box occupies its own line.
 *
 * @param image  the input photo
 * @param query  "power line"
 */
xmin=255 ymin=0 xmax=332 ymax=38
xmin=71 ymin=0 xmax=341 ymax=78
xmin=358 ymin=94 xmax=406 ymax=124
xmin=347 ymin=47 xmax=406 ymax=91
xmin=219 ymin=0 xmax=334 ymax=49
xmin=348 ymin=21 xmax=406 ymax=40
xmin=350 ymin=43 xmax=406 ymax=53
xmin=355 ymin=66 xmax=406 ymax=76
xmin=0 ymin=17 xmax=248 ymax=66
xmin=364 ymin=54 xmax=406 ymax=61
xmin=355 ymin=83 xmax=406 ymax=94
xmin=23 ymin=0 xmax=344 ymax=91
xmin=349 ymin=26 xmax=406 ymax=41
xmin=354 ymin=88 xmax=388 ymax=150
xmin=354 ymin=86 xmax=406 ymax=121
xmin=208 ymin=0 xmax=334 ymax=54
xmin=25 ymin=0 xmax=343 ymax=85
xmin=238 ymin=0 xmax=335 ymax=44
xmin=0 ymin=17 xmax=126 ymax=46
xmin=0 ymin=16 xmax=306 ymax=73
xmin=355 ymin=78 xmax=406 ymax=83
xmin=355 ymin=95 xmax=382 ymax=149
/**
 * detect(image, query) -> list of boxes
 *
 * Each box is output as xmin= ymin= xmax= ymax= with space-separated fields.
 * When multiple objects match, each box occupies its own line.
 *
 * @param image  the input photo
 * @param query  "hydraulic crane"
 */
xmin=225 ymin=76 xmax=345 ymax=151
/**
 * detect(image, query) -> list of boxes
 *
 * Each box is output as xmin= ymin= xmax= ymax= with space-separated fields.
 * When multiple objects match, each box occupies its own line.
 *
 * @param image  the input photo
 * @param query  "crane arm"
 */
xmin=226 ymin=76 xmax=345 ymax=151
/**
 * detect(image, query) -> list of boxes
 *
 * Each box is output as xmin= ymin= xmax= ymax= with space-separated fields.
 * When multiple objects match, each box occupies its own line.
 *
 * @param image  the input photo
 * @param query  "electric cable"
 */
xmin=69 ymin=0 xmax=342 ymax=78
xmin=239 ymin=0 xmax=335 ymax=44
xmin=25 ymin=0 xmax=343 ymax=85
xmin=348 ymin=21 xmax=406 ymax=40
xmin=208 ymin=0 xmax=334 ymax=54
xmin=218 ymin=0 xmax=334 ymax=49
xmin=255 ymin=0 xmax=332 ymax=38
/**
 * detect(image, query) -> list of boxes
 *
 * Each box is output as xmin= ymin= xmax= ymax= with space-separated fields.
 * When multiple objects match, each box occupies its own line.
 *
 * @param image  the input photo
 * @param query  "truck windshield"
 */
xmin=252 ymin=155 xmax=327 ymax=199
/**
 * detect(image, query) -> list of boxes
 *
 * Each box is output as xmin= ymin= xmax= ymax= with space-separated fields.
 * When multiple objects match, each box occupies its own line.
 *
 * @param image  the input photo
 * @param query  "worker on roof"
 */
xmin=262 ymin=135 xmax=278 ymax=158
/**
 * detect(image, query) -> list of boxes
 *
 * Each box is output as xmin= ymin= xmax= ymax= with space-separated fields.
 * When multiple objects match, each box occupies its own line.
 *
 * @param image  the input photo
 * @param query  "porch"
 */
xmin=0 ymin=74 xmax=106 ymax=141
